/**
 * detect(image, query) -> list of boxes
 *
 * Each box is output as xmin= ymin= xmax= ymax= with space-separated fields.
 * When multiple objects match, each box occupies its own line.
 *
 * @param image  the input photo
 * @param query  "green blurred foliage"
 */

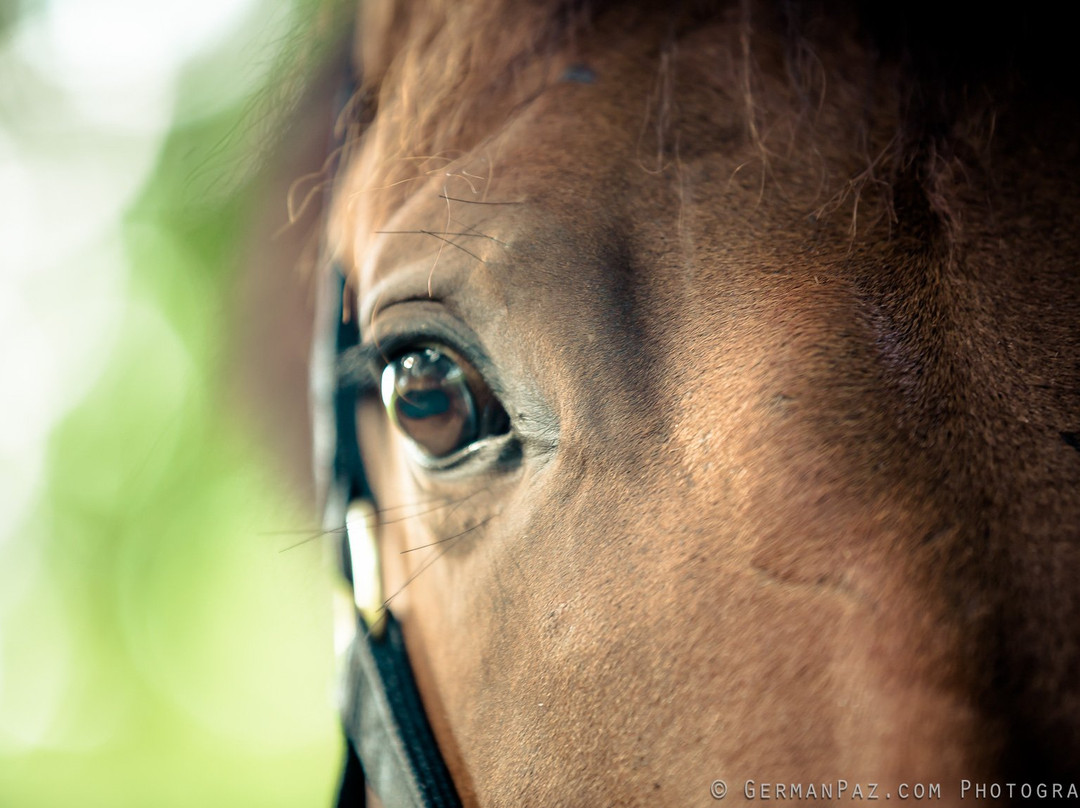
xmin=0 ymin=0 xmax=354 ymax=804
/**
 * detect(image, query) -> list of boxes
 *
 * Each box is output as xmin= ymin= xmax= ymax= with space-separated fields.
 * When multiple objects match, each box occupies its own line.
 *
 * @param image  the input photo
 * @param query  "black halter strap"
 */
xmin=312 ymin=77 xmax=464 ymax=808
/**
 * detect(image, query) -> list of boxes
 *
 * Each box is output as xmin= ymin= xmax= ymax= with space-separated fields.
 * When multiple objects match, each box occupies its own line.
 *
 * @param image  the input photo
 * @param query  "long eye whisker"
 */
xmin=437 ymin=194 xmax=525 ymax=206
xmin=269 ymin=492 xmax=486 ymax=552
xmin=440 ymin=485 xmax=493 ymax=523
xmin=378 ymin=516 xmax=496 ymax=613
xmin=456 ymin=220 xmax=509 ymax=247
xmin=373 ymin=494 xmax=466 ymax=514
xmin=427 ymin=184 xmax=453 ymax=297
xmin=420 ymin=230 xmax=486 ymax=264
xmin=275 ymin=529 xmax=340 ymax=553
xmin=398 ymin=514 xmax=496 ymax=554
xmin=376 ymin=228 xmax=508 ymax=248
xmin=378 ymin=490 xmax=487 ymax=526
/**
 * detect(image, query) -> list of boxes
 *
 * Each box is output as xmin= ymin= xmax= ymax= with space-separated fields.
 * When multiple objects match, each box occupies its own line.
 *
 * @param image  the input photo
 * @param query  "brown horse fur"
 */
xmin=324 ymin=0 xmax=1080 ymax=803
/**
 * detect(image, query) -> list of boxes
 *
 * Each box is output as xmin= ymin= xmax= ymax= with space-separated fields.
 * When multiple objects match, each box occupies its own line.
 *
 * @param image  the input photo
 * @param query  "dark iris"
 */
xmin=380 ymin=346 xmax=509 ymax=460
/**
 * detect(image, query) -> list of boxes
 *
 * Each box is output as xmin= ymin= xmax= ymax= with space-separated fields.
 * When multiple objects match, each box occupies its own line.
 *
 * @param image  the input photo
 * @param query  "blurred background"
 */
xmin=0 ymin=0 xmax=352 ymax=804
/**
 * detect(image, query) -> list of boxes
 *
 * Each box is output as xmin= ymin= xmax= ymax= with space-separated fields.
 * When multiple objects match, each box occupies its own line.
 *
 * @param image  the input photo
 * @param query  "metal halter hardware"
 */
xmin=311 ymin=78 xmax=464 ymax=806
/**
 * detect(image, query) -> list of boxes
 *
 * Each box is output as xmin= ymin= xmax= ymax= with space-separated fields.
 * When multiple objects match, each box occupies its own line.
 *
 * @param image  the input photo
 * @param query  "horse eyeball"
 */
xmin=380 ymin=346 xmax=507 ymax=460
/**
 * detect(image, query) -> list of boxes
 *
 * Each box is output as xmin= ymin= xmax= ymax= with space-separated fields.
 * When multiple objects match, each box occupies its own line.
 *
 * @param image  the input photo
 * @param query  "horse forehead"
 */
xmin=356 ymin=39 xmax=696 ymax=291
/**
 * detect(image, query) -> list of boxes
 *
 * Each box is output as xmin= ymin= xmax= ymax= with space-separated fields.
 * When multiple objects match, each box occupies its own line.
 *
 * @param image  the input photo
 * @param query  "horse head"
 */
xmin=317 ymin=1 xmax=1080 ymax=803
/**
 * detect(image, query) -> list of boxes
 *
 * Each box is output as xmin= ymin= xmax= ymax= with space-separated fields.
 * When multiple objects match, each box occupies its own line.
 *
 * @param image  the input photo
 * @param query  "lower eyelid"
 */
xmin=404 ymin=431 xmax=521 ymax=474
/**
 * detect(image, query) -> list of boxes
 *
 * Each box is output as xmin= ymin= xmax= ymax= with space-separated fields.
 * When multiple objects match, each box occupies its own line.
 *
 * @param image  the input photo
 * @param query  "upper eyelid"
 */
xmin=337 ymin=298 xmax=473 ymax=391
xmin=353 ymin=303 xmax=505 ymax=391
xmin=359 ymin=295 xmax=450 ymax=339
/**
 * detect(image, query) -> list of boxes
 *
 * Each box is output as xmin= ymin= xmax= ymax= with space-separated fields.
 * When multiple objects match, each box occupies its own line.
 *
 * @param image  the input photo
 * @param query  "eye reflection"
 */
xmin=379 ymin=346 xmax=509 ymax=461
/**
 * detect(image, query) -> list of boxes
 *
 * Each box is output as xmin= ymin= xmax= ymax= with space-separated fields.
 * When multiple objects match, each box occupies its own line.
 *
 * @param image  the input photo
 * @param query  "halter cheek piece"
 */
xmin=314 ymin=263 xmax=464 ymax=808
xmin=312 ymin=79 xmax=463 ymax=808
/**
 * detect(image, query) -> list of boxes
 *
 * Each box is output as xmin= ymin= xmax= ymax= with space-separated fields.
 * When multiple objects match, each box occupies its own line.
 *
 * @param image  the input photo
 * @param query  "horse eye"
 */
xmin=379 ymin=346 xmax=510 ymax=461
